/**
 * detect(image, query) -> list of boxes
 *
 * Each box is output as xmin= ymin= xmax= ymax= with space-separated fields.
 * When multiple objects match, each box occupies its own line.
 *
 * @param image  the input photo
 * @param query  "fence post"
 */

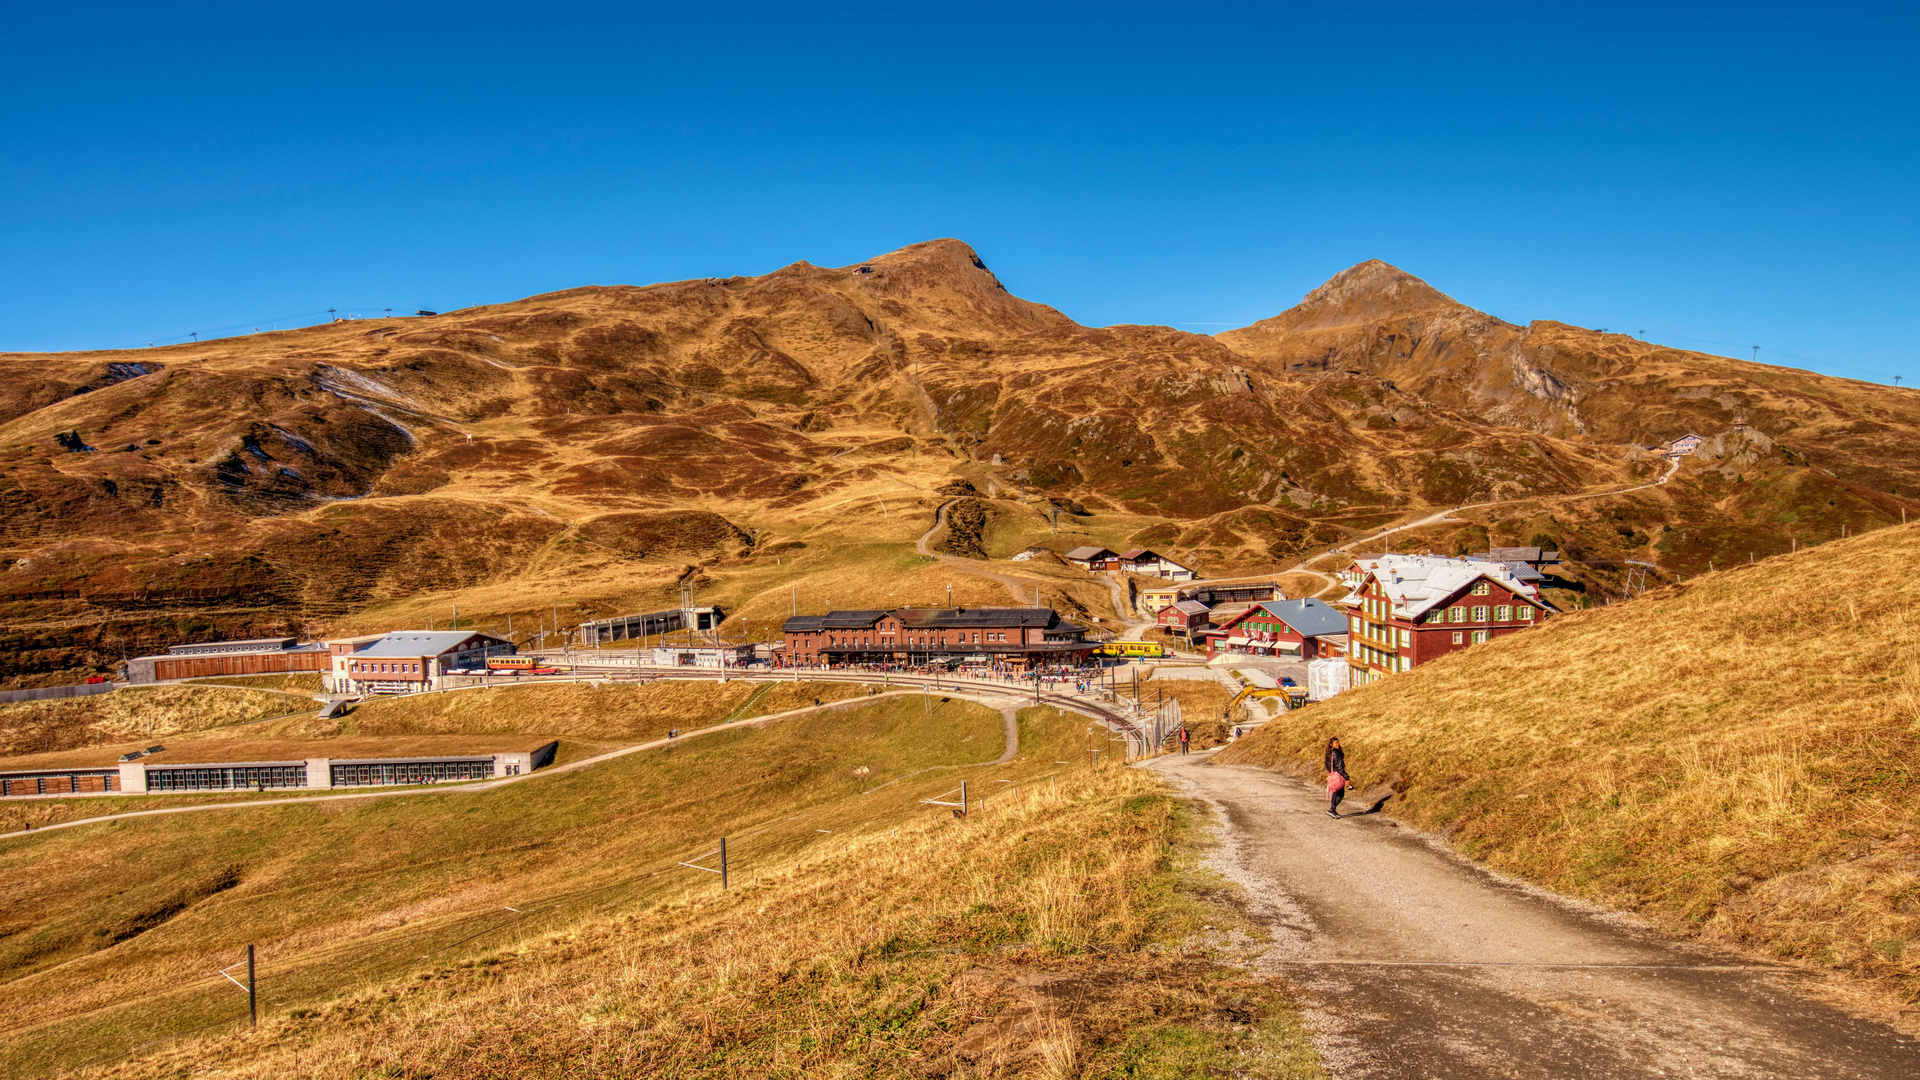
xmin=720 ymin=837 xmax=729 ymax=891
xmin=247 ymin=944 xmax=256 ymax=1027
xmin=960 ymin=780 xmax=968 ymax=817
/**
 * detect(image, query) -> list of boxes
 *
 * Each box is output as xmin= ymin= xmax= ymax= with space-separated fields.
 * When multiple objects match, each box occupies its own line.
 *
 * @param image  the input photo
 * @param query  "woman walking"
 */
xmin=1324 ymin=736 xmax=1349 ymax=818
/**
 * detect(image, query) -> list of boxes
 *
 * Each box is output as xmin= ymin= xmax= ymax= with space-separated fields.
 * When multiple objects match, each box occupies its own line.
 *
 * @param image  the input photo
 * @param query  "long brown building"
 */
xmin=781 ymin=607 xmax=1093 ymax=667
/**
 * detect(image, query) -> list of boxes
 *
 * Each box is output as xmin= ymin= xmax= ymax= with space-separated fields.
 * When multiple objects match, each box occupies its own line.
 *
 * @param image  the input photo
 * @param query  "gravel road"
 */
xmin=1145 ymin=750 xmax=1920 ymax=1079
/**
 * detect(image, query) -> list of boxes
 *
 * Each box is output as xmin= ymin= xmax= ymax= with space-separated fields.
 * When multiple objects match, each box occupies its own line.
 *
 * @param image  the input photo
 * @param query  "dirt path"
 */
xmin=1146 ymin=751 xmax=1920 ymax=1079
xmin=1285 ymin=457 xmax=1684 ymax=597
xmin=916 ymin=498 xmax=1080 ymax=610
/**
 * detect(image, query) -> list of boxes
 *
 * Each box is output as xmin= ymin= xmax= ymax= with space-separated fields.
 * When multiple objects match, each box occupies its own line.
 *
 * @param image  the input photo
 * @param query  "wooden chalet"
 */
xmin=1154 ymin=600 xmax=1212 ymax=643
xmin=1063 ymin=546 xmax=1119 ymax=571
xmin=1204 ymin=598 xmax=1348 ymax=660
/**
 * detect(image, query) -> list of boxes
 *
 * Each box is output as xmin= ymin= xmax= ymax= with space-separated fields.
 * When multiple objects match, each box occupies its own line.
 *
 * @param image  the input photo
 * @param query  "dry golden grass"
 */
xmin=343 ymin=679 xmax=867 ymax=741
xmin=74 ymin=762 xmax=1322 ymax=1080
xmin=0 ymin=699 xmax=1322 ymax=1079
xmin=0 ymin=686 xmax=311 ymax=759
xmin=184 ymin=673 xmax=324 ymax=694
xmin=1218 ymin=522 xmax=1920 ymax=1014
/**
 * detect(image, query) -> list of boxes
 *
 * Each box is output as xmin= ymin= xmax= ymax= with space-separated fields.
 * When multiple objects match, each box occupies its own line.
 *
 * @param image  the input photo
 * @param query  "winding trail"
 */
xmin=1284 ymin=456 xmax=1684 ymax=597
xmin=1147 ymin=750 xmax=1920 ymax=1079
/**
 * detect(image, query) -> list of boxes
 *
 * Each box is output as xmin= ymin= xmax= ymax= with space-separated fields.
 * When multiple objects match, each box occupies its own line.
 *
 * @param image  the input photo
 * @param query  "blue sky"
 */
xmin=2 ymin=2 xmax=1914 ymax=383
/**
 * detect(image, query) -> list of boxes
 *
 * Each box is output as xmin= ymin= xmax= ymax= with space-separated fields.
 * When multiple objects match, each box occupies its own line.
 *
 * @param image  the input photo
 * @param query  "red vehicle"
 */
xmin=84 ymin=676 xmax=108 ymax=684
xmin=525 ymin=666 xmax=562 ymax=676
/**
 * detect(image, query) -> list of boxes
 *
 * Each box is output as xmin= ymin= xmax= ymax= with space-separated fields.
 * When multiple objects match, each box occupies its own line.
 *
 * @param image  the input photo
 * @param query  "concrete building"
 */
xmin=339 ymin=631 xmax=515 ymax=695
xmin=323 ymin=634 xmax=387 ymax=693
xmin=650 ymin=644 xmax=755 ymax=668
xmin=2 ymin=742 xmax=557 ymax=796
xmin=583 ymin=605 xmax=724 ymax=644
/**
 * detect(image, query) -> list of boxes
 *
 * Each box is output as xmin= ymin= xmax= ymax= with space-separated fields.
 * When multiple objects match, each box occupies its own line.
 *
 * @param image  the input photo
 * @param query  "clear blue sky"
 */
xmin=3 ymin=3 xmax=1914 ymax=384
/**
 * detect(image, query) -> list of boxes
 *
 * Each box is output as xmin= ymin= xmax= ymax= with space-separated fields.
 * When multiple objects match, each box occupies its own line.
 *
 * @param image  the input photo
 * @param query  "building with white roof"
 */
xmin=1339 ymin=555 xmax=1555 ymax=687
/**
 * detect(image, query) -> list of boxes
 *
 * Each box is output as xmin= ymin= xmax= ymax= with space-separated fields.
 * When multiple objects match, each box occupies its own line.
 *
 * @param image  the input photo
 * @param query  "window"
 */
xmin=1449 ymin=606 xmax=1467 ymax=623
xmin=1473 ymin=582 xmax=1491 ymax=595
xmin=1518 ymin=607 xmax=1534 ymax=621
xmin=1350 ymin=616 xmax=1362 ymax=633
xmin=1398 ymin=629 xmax=1410 ymax=647
xmin=1472 ymin=630 xmax=1490 ymax=644
xmin=1451 ymin=631 xmax=1464 ymax=644
xmin=1472 ymin=606 xmax=1489 ymax=622
xmin=1495 ymin=605 xmax=1512 ymax=621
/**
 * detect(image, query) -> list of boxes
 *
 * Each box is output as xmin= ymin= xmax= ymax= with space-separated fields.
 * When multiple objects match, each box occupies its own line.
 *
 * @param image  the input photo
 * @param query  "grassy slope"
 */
xmin=1218 ymin=522 xmax=1920 ymax=1011
xmin=0 ymin=685 xmax=314 ymax=757
xmin=5 ymin=700 xmax=1322 ymax=1079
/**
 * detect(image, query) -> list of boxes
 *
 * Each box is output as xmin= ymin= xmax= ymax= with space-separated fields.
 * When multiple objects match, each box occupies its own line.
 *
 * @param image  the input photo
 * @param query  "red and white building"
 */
xmin=1341 ymin=555 xmax=1554 ymax=687
xmin=1115 ymin=548 xmax=1195 ymax=581
xmin=1155 ymin=600 xmax=1212 ymax=642
xmin=1202 ymin=598 xmax=1349 ymax=660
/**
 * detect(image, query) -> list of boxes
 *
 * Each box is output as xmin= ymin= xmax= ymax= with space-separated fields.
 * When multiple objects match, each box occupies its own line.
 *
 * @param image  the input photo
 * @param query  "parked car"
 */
xmin=84 ymin=675 xmax=109 ymax=684
xmin=1279 ymin=676 xmax=1296 ymax=687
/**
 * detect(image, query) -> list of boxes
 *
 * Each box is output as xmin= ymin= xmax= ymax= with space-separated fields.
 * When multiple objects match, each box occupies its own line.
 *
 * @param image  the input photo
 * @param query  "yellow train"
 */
xmin=1093 ymin=640 xmax=1167 ymax=659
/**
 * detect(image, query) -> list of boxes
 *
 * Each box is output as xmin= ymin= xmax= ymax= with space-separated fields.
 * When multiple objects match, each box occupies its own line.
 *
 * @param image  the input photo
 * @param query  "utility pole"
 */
xmin=248 ymin=944 xmax=256 ymax=1026
xmin=1752 ymin=346 xmax=1760 ymax=363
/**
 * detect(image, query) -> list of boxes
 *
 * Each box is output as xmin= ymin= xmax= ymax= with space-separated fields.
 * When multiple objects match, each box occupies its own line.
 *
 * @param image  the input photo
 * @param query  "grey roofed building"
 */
xmin=1169 ymin=600 xmax=1211 ymax=616
xmin=353 ymin=631 xmax=511 ymax=658
xmin=1063 ymin=545 xmax=1115 ymax=562
xmin=1259 ymin=598 xmax=1350 ymax=638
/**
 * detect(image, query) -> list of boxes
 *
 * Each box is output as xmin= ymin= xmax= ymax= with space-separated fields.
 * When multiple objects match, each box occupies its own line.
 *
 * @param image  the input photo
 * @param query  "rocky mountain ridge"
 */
xmin=1 ymin=239 xmax=1914 ymax=685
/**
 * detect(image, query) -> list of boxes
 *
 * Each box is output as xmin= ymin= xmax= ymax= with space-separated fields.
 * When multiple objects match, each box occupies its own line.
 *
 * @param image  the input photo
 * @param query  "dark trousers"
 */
xmin=1180 ymin=740 xmax=1188 ymax=754
xmin=1330 ymin=786 xmax=1345 ymax=812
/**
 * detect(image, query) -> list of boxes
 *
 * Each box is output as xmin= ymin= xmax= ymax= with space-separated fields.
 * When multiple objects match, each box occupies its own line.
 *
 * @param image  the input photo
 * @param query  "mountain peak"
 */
xmin=1217 ymin=260 xmax=1490 ymax=351
xmin=1295 ymin=260 xmax=1466 ymax=320
xmin=833 ymin=238 xmax=1075 ymax=335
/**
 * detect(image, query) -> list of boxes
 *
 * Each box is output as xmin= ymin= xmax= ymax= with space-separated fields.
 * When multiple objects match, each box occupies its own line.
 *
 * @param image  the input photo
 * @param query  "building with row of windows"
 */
xmin=780 ymin=607 xmax=1093 ymax=667
xmin=0 ymin=742 xmax=557 ymax=797
xmin=1340 ymin=555 xmax=1554 ymax=686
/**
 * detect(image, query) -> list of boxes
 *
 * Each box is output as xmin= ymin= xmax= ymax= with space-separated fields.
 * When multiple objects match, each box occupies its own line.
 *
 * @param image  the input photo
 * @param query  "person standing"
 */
xmin=1325 ymin=736 xmax=1349 ymax=818
xmin=1178 ymin=726 xmax=1191 ymax=755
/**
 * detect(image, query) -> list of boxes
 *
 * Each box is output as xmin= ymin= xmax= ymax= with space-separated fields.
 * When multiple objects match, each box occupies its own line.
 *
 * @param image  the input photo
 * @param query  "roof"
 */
xmin=1345 ymin=554 xmax=1548 ymax=620
xmin=354 ymin=631 xmax=511 ymax=659
xmin=896 ymin=607 xmax=1058 ymax=629
xmin=167 ymin=637 xmax=296 ymax=654
xmin=1483 ymin=546 xmax=1545 ymax=562
xmin=1064 ymin=546 xmax=1114 ymax=561
xmin=1140 ymin=585 xmax=1187 ymax=596
xmin=822 ymin=610 xmax=890 ymax=629
xmin=1169 ymin=600 xmax=1211 ymax=616
xmin=783 ymin=615 xmax=826 ymax=632
xmin=1254 ymin=598 xmax=1349 ymax=637
xmin=1117 ymin=547 xmax=1152 ymax=560
xmin=1481 ymin=559 xmax=1545 ymax=583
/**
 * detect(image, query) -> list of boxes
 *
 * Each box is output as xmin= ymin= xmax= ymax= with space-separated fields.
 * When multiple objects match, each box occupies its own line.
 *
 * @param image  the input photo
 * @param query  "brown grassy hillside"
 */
xmin=2 ymin=241 xmax=1914 ymax=685
xmin=0 ymin=701 xmax=1323 ymax=1079
xmin=1216 ymin=521 xmax=1920 ymax=1015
